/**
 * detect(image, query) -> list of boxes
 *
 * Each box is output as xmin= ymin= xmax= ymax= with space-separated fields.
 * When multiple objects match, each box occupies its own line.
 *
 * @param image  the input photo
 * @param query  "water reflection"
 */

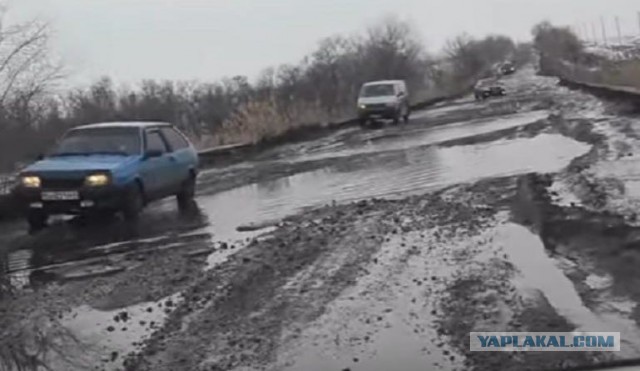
xmin=257 ymin=174 xmax=292 ymax=198
xmin=290 ymin=110 xmax=550 ymax=164
xmin=5 ymin=201 xmax=211 ymax=286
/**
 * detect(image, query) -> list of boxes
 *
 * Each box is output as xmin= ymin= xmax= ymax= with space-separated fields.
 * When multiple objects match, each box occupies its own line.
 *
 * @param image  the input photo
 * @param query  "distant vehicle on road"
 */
xmin=474 ymin=78 xmax=506 ymax=100
xmin=357 ymin=80 xmax=410 ymax=126
xmin=15 ymin=122 xmax=199 ymax=231
xmin=500 ymin=61 xmax=516 ymax=75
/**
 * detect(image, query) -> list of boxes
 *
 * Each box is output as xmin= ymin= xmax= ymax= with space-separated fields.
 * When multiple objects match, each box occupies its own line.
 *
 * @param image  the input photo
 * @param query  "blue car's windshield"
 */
xmin=52 ymin=127 xmax=141 ymax=156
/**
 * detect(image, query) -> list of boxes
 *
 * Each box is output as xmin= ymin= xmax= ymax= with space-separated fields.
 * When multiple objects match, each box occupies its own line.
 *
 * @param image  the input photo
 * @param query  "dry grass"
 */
xmin=601 ymin=59 xmax=640 ymax=88
xmin=194 ymin=95 xmax=355 ymax=148
xmin=547 ymin=56 xmax=640 ymax=90
xmin=192 ymin=82 xmax=469 ymax=149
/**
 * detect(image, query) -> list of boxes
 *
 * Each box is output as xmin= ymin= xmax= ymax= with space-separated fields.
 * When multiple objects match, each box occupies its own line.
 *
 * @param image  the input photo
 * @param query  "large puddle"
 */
xmin=204 ymin=133 xmax=589 ymax=226
xmin=286 ymin=110 xmax=550 ymax=163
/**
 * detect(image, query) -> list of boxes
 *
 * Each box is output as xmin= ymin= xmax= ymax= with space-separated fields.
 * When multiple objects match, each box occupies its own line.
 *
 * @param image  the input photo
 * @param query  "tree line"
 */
xmin=0 ymin=13 xmax=525 ymax=171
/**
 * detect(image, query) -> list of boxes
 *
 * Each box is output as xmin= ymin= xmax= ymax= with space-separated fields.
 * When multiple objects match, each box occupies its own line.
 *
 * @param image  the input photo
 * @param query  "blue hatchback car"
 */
xmin=16 ymin=122 xmax=199 ymax=230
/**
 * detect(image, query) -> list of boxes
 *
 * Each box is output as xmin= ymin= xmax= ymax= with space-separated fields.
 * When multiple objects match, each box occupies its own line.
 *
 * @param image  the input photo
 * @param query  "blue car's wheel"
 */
xmin=122 ymin=184 xmax=143 ymax=221
xmin=177 ymin=176 xmax=196 ymax=212
xmin=27 ymin=211 xmax=47 ymax=233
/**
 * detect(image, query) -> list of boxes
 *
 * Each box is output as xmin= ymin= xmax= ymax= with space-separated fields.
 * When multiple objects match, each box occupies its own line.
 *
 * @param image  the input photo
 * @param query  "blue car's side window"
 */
xmin=140 ymin=129 xmax=173 ymax=195
xmin=146 ymin=131 xmax=168 ymax=154
xmin=160 ymin=127 xmax=195 ymax=179
xmin=161 ymin=127 xmax=190 ymax=152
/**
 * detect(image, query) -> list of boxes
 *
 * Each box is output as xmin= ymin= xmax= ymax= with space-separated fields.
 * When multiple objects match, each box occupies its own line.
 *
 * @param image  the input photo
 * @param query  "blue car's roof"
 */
xmin=75 ymin=121 xmax=172 ymax=130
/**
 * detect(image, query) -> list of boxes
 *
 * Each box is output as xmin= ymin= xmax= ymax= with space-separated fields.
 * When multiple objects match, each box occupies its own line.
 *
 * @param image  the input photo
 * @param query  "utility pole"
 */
xmin=615 ymin=16 xmax=623 ymax=45
xmin=591 ymin=22 xmax=598 ymax=44
xmin=578 ymin=24 xmax=586 ymax=42
xmin=576 ymin=25 xmax=584 ymax=41
xmin=583 ymin=23 xmax=591 ymax=43
xmin=601 ymin=16 xmax=608 ymax=45
xmin=637 ymin=11 xmax=640 ymax=35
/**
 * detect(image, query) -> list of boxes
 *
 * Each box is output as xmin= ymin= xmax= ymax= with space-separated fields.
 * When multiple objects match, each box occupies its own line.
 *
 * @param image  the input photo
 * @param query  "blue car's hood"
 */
xmin=24 ymin=155 xmax=140 ymax=174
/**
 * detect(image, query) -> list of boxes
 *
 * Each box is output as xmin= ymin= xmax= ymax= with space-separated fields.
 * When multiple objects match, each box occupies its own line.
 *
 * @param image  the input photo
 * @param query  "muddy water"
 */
xmin=287 ymin=110 xmax=550 ymax=163
xmin=207 ymin=133 xmax=589 ymax=228
xmin=57 ymin=292 xmax=182 ymax=370
xmin=497 ymin=222 xmax=640 ymax=358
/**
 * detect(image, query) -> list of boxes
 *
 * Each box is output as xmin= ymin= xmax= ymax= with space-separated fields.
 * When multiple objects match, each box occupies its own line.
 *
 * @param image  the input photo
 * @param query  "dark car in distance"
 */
xmin=474 ymin=78 xmax=506 ymax=101
xmin=500 ymin=61 xmax=516 ymax=75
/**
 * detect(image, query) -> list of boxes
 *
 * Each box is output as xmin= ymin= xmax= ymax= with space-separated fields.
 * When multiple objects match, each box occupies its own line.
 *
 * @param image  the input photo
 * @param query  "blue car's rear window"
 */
xmin=52 ymin=127 xmax=141 ymax=156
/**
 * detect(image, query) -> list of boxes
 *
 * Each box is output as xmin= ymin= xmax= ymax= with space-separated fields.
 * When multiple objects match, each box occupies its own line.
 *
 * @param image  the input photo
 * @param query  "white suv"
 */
xmin=357 ymin=80 xmax=410 ymax=126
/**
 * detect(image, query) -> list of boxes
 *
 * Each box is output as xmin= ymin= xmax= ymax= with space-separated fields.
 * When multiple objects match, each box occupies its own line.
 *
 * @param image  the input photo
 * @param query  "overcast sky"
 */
xmin=7 ymin=0 xmax=640 ymax=86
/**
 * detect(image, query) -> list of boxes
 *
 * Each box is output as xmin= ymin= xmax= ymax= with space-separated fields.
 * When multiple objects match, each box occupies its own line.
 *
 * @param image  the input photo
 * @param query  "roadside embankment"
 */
xmin=540 ymin=55 xmax=640 ymax=104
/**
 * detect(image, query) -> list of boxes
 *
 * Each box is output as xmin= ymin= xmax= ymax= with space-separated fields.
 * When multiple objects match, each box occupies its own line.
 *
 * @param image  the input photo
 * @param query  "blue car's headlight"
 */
xmin=21 ymin=176 xmax=41 ymax=188
xmin=85 ymin=174 xmax=110 ymax=187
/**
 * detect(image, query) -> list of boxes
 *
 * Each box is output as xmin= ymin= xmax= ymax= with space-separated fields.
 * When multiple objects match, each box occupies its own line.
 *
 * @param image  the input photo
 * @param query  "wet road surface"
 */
xmin=3 ymin=67 xmax=640 ymax=371
xmin=2 ymin=75 xmax=582 ymax=288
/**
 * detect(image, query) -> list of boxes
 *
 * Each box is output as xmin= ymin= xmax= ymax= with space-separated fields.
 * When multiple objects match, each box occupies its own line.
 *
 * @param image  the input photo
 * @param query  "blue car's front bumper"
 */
xmin=15 ymin=184 xmax=129 ymax=215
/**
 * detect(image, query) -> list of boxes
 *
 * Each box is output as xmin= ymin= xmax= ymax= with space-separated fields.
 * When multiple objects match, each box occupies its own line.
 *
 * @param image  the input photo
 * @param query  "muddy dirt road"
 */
xmin=3 ymin=66 xmax=640 ymax=371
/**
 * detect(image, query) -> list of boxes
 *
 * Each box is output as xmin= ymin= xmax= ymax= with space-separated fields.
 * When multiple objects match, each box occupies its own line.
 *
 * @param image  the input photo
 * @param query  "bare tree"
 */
xmin=445 ymin=33 xmax=517 ymax=80
xmin=0 ymin=4 xmax=63 ymax=169
xmin=532 ymin=21 xmax=584 ymax=62
xmin=364 ymin=16 xmax=427 ymax=90
xmin=0 ymin=9 xmax=63 ymax=111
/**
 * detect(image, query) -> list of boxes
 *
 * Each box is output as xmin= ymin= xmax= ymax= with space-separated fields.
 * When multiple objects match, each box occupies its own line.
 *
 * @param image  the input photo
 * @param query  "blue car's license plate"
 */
xmin=41 ymin=191 xmax=80 ymax=201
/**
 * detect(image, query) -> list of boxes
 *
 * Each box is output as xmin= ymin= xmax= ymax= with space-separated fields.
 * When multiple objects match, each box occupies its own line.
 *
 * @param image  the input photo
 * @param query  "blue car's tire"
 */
xmin=122 ymin=184 xmax=143 ymax=221
xmin=27 ymin=211 xmax=47 ymax=233
xmin=177 ymin=176 xmax=196 ymax=212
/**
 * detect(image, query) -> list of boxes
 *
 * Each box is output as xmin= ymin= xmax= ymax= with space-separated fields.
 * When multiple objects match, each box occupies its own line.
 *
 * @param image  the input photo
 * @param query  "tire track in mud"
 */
xmin=124 ymin=184 xmax=504 ymax=371
xmin=127 ymin=171 xmax=620 ymax=371
xmin=274 ymin=231 xmax=466 ymax=371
